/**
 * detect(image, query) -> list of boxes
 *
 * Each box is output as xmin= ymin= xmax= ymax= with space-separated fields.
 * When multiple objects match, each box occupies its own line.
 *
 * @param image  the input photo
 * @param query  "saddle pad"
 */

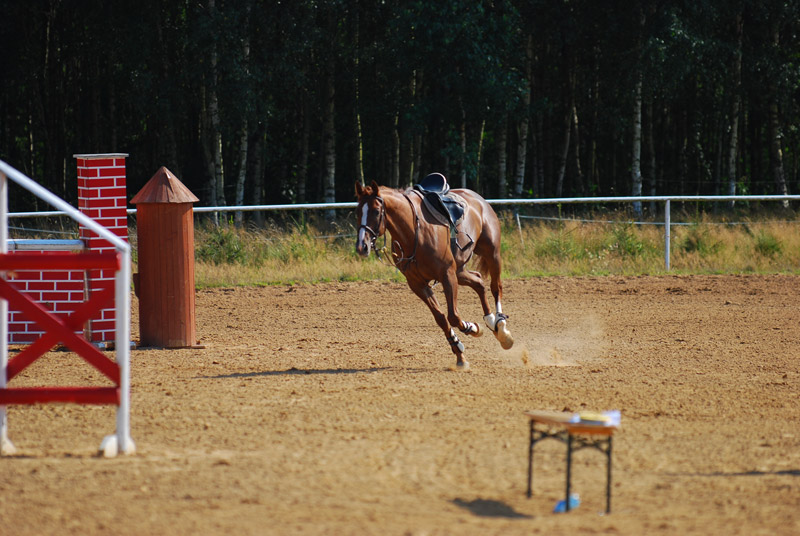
xmin=410 ymin=189 xmax=467 ymax=228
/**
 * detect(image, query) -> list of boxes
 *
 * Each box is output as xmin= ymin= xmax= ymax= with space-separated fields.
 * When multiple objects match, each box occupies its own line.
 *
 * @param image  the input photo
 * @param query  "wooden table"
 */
xmin=525 ymin=410 xmax=618 ymax=513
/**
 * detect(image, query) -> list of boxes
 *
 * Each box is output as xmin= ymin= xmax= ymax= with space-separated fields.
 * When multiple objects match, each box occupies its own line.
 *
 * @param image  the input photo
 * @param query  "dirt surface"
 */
xmin=1 ymin=274 xmax=799 ymax=535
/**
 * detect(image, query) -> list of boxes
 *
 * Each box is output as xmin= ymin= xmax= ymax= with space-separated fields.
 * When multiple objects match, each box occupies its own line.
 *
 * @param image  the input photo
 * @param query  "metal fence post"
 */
xmin=665 ymin=199 xmax=671 ymax=270
xmin=0 ymin=170 xmax=11 ymax=455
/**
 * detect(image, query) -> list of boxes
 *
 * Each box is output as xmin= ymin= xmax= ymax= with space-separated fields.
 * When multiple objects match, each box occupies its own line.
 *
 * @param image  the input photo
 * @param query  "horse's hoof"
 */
xmin=463 ymin=321 xmax=482 ymax=338
xmin=496 ymin=320 xmax=514 ymax=350
xmin=455 ymin=360 xmax=470 ymax=371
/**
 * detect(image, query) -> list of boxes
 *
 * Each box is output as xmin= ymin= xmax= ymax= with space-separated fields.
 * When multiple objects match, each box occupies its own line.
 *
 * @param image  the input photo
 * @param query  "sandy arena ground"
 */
xmin=1 ymin=274 xmax=799 ymax=535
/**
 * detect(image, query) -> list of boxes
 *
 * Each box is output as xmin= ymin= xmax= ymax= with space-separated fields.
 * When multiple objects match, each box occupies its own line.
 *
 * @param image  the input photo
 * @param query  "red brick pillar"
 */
xmin=74 ymin=153 xmax=129 ymax=343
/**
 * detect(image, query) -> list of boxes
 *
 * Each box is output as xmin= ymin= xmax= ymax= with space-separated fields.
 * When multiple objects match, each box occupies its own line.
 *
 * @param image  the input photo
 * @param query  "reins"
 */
xmin=368 ymin=191 xmax=420 ymax=273
xmin=391 ymin=193 xmax=420 ymax=272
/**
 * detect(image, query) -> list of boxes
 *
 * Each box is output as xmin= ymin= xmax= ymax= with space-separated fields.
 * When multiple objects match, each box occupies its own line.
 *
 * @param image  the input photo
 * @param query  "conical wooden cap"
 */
xmin=131 ymin=166 xmax=199 ymax=204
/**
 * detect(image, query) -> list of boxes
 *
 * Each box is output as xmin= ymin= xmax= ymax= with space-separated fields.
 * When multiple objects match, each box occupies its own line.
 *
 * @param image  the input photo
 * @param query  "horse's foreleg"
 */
xmin=456 ymin=268 xmax=491 ymax=337
xmin=409 ymin=281 xmax=470 ymax=370
xmin=441 ymin=269 xmax=481 ymax=340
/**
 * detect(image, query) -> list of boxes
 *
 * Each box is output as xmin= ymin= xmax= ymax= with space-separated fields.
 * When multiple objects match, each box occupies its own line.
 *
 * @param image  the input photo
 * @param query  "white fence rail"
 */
xmin=8 ymin=194 xmax=800 ymax=271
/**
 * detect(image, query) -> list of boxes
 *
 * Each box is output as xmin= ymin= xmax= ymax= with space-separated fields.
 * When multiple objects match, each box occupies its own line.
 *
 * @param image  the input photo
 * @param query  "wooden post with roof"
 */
xmin=131 ymin=167 xmax=200 ymax=348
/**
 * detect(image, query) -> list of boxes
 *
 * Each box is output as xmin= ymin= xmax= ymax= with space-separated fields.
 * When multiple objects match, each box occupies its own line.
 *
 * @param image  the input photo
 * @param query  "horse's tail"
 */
xmin=474 ymin=251 xmax=492 ymax=279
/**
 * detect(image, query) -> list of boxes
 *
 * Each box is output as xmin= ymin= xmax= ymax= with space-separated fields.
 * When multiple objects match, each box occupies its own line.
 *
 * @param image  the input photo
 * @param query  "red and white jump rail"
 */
xmin=0 ymin=159 xmax=134 ymax=458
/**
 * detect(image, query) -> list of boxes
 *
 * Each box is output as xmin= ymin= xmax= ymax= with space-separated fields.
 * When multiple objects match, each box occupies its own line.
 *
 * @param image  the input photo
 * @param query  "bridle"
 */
xmin=358 ymin=194 xmax=386 ymax=253
xmin=358 ymin=191 xmax=420 ymax=273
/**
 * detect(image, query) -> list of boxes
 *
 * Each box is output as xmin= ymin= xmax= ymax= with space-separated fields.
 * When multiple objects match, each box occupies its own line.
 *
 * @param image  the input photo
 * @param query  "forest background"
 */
xmin=1 ymin=0 xmax=799 ymax=219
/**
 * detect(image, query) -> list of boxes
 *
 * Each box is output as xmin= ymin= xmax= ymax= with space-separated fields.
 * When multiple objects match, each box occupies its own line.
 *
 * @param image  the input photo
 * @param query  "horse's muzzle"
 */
xmin=355 ymin=231 xmax=372 ymax=257
xmin=356 ymin=241 xmax=370 ymax=257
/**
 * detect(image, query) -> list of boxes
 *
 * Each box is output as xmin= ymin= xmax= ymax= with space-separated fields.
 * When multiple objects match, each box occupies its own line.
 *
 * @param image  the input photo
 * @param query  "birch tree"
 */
xmin=513 ymin=34 xmax=533 ymax=198
xmin=234 ymin=1 xmax=252 ymax=227
xmin=726 ymin=12 xmax=743 ymax=208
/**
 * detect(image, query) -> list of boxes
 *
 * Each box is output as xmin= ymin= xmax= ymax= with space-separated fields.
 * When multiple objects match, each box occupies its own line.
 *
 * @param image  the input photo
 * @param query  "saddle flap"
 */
xmin=417 ymin=191 xmax=466 ymax=229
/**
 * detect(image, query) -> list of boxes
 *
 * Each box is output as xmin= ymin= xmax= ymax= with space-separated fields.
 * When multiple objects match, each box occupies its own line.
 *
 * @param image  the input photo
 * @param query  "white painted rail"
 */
xmin=8 ymin=191 xmax=800 ymax=271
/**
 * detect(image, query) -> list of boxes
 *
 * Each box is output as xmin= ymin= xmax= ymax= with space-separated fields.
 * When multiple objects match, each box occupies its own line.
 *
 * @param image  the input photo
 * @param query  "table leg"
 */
xmin=527 ymin=421 xmax=534 ymax=498
xmin=606 ymin=435 xmax=613 ymax=513
xmin=565 ymin=433 xmax=573 ymax=512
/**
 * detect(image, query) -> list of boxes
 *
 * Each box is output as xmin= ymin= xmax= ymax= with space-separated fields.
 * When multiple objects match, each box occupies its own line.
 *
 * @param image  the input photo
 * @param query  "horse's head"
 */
xmin=354 ymin=180 xmax=385 ymax=257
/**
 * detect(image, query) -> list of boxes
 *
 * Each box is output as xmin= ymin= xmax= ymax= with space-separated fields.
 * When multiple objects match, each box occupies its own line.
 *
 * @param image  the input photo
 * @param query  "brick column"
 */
xmin=74 ymin=153 xmax=129 ymax=343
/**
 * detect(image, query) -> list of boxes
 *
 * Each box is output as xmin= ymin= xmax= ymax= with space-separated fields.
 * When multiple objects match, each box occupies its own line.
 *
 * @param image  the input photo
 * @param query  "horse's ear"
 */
xmin=355 ymin=181 xmax=364 ymax=197
xmin=370 ymin=180 xmax=380 ymax=196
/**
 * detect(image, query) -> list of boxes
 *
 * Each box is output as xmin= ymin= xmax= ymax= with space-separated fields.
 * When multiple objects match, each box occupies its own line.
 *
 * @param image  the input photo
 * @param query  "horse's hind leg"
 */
xmin=409 ymin=280 xmax=471 ymax=370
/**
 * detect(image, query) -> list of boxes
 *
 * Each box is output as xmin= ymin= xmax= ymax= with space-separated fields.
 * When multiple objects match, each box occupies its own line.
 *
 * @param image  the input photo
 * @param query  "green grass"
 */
xmin=131 ymin=212 xmax=800 ymax=288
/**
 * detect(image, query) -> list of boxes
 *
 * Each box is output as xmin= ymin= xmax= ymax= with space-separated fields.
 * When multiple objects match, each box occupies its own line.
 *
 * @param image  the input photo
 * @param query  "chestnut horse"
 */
xmin=355 ymin=178 xmax=513 ymax=369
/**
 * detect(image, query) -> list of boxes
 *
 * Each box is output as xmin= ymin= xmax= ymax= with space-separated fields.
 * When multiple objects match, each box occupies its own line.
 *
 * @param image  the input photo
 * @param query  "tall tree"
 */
xmin=234 ymin=1 xmax=252 ymax=227
xmin=513 ymin=34 xmax=533 ymax=198
xmin=726 ymin=11 xmax=744 ymax=205
xmin=321 ymin=7 xmax=337 ymax=220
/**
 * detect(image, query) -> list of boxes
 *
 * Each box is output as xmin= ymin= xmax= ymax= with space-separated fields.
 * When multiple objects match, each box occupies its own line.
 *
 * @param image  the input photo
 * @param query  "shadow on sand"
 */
xmin=197 ymin=366 xmax=391 ymax=379
xmin=669 ymin=469 xmax=800 ymax=478
xmin=452 ymin=498 xmax=532 ymax=519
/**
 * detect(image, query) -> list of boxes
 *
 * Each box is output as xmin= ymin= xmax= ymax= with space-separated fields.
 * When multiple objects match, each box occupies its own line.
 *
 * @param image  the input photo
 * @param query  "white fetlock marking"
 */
xmin=484 ymin=313 xmax=497 ymax=331
xmin=462 ymin=321 xmax=481 ymax=337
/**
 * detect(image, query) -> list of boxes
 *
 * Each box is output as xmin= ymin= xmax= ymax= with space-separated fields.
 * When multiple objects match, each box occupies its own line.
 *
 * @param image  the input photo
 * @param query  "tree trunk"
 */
xmin=726 ymin=12 xmax=743 ymax=208
xmin=155 ymin=16 xmax=178 ymax=167
xmin=769 ymin=96 xmax=788 ymax=202
xmin=645 ymin=100 xmax=657 ymax=212
xmin=554 ymin=104 xmax=571 ymax=198
xmin=571 ymin=104 xmax=584 ymax=195
xmin=513 ymin=34 xmax=533 ymax=198
xmin=200 ymin=86 xmax=217 ymax=220
xmin=497 ymin=116 xmax=508 ymax=198
xmin=297 ymin=95 xmax=310 ymax=203
xmin=353 ymin=9 xmax=364 ymax=186
xmin=391 ymin=113 xmax=400 ymax=188
xmin=631 ymin=7 xmax=647 ymax=216
xmin=768 ymin=23 xmax=788 ymax=207
xmin=234 ymin=8 xmax=251 ymax=227
xmin=251 ymin=127 xmax=265 ymax=226
xmin=555 ymin=48 xmax=575 ymax=198
xmin=412 ymin=132 xmax=422 ymax=185
xmin=206 ymin=0 xmax=224 ymax=224
xmin=234 ymin=125 xmax=248 ymax=227
xmin=410 ymin=69 xmax=423 ymax=185
xmin=475 ymin=119 xmax=485 ymax=193
xmin=459 ymin=112 xmax=467 ymax=189
xmin=535 ymin=114 xmax=545 ymax=196
xmin=589 ymin=47 xmax=600 ymax=194
xmin=322 ymin=55 xmax=336 ymax=221
xmin=631 ymin=71 xmax=643 ymax=216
